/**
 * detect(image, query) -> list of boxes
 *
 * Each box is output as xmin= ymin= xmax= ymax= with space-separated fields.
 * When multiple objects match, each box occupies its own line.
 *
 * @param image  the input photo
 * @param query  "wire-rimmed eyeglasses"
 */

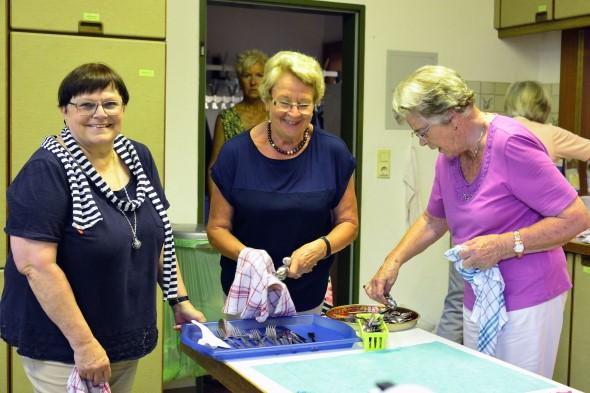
xmin=68 ymin=100 xmax=123 ymax=116
xmin=411 ymin=124 xmax=431 ymax=141
xmin=272 ymin=99 xmax=314 ymax=115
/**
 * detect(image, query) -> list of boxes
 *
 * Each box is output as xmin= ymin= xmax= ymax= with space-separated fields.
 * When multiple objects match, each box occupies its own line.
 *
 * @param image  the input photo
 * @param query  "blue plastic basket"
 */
xmin=181 ymin=314 xmax=360 ymax=360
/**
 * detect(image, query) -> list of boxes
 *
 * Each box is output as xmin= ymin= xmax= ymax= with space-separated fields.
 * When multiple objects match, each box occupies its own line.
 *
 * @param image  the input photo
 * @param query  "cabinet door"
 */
xmin=553 ymin=252 xmax=574 ymax=384
xmin=0 ymin=0 xmax=6 ymax=267
xmin=11 ymin=0 xmax=164 ymax=39
xmin=555 ymin=0 xmax=590 ymax=19
xmin=11 ymin=32 xmax=165 ymax=178
xmin=499 ymin=0 xmax=553 ymax=27
xmin=0 ymin=273 xmax=7 ymax=393
xmin=11 ymin=347 xmax=32 ymax=393
xmin=570 ymin=255 xmax=590 ymax=391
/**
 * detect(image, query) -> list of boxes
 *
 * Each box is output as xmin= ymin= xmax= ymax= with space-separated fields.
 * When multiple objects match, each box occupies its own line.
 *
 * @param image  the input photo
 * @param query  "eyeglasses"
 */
xmin=411 ymin=124 xmax=432 ymax=141
xmin=68 ymin=100 xmax=123 ymax=116
xmin=272 ymin=99 xmax=314 ymax=115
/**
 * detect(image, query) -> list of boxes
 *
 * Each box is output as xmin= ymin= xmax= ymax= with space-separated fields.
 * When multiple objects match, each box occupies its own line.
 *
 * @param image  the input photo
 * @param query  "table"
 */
xmin=181 ymin=327 xmax=581 ymax=393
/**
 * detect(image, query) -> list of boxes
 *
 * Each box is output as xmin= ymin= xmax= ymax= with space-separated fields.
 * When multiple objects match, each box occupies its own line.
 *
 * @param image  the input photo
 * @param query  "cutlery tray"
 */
xmin=180 ymin=314 xmax=360 ymax=360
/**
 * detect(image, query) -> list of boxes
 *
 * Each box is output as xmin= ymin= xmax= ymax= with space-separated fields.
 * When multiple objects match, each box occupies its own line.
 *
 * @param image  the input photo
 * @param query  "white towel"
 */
xmin=444 ymin=245 xmax=508 ymax=356
xmin=67 ymin=367 xmax=111 ymax=393
xmin=403 ymin=144 xmax=421 ymax=228
xmin=224 ymin=248 xmax=296 ymax=322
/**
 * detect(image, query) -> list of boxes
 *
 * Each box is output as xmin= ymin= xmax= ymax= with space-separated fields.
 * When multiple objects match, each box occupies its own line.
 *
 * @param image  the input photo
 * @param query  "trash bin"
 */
xmin=163 ymin=224 xmax=225 ymax=383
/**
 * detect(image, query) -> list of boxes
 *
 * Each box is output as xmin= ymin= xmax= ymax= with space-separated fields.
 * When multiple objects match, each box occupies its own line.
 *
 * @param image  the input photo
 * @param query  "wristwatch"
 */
xmin=513 ymin=231 xmax=524 ymax=258
xmin=168 ymin=295 xmax=189 ymax=307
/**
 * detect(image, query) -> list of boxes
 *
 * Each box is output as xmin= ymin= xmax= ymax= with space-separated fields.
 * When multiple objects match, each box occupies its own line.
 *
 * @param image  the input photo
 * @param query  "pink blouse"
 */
xmin=427 ymin=115 xmax=576 ymax=311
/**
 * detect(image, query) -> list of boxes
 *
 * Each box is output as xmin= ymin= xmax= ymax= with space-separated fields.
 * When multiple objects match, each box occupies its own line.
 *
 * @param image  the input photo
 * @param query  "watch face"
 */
xmin=514 ymin=243 xmax=524 ymax=253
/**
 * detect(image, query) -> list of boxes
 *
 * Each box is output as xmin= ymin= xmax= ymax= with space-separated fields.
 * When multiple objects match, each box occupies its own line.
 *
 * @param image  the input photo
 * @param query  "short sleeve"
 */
xmin=210 ymin=142 xmax=237 ymax=205
xmin=505 ymin=134 xmax=577 ymax=216
xmin=5 ymin=156 xmax=70 ymax=242
xmin=332 ymin=142 xmax=356 ymax=207
xmin=427 ymin=157 xmax=446 ymax=219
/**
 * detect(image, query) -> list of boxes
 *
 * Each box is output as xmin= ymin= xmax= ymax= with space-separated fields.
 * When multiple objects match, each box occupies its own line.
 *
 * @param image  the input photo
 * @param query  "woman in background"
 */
xmin=207 ymin=49 xmax=268 ymax=194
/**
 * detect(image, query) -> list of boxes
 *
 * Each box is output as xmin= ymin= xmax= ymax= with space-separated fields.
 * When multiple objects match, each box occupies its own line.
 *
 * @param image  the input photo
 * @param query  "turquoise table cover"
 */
xmin=254 ymin=341 xmax=557 ymax=393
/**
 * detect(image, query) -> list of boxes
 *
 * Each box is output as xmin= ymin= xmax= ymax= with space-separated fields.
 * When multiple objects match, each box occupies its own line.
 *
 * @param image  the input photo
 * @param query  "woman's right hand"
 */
xmin=73 ymin=338 xmax=111 ymax=385
xmin=363 ymin=258 xmax=401 ymax=305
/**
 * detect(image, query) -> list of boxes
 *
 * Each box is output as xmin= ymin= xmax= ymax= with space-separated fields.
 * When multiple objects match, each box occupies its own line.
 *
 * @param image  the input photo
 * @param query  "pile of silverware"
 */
xmin=357 ymin=313 xmax=384 ymax=333
xmin=215 ymin=319 xmax=312 ymax=348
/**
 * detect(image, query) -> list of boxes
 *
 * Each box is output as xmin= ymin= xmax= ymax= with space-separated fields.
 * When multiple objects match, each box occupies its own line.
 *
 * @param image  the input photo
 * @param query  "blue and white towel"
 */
xmin=444 ymin=245 xmax=508 ymax=356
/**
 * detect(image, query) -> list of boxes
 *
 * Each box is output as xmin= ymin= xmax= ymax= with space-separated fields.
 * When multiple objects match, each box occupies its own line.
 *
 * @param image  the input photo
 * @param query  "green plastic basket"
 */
xmin=355 ymin=313 xmax=388 ymax=351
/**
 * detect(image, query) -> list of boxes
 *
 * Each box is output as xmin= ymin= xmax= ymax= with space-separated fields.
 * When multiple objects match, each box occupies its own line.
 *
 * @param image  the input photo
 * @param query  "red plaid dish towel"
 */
xmin=67 ymin=367 xmax=111 ymax=393
xmin=224 ymin=247 xmax=296 ymax=322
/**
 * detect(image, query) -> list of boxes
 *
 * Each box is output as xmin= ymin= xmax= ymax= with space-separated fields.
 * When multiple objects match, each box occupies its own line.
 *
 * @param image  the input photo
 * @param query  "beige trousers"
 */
xmin=20 ymin=356 xmax=138 ymax=393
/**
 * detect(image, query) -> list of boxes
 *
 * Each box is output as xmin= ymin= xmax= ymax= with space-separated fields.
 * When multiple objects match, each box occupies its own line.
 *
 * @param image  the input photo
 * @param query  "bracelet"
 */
xmin=320 ymin=236 xmax=331 ymax=259
xmin=168 ymin=295 xmax=189 ymax=307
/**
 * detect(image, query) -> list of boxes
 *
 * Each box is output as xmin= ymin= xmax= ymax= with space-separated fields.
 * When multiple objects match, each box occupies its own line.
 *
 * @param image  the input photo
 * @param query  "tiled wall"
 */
xmin=466 ymin=81 xmax=560 ymax=125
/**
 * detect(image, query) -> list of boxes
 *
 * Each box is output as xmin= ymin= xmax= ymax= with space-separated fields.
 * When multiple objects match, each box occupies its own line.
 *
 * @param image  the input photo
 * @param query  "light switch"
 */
xmin=377 ymin=149 xmax=391 ymax=179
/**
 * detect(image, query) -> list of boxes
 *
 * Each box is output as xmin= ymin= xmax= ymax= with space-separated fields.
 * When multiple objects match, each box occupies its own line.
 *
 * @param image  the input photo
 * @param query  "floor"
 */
xmin=164 ymin=375 xmax=231 ymax=393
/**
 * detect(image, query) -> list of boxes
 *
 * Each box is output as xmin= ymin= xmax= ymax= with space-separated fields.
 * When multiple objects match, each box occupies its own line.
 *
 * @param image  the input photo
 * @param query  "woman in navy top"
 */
xmin=0 ymin=63 xmax=205 ymax=391
xmin=208 ymin=51 xmax=358 ymax=312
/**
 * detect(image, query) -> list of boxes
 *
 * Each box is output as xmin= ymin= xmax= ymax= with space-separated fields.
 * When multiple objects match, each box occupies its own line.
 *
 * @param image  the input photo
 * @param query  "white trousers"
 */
xmin=20 ymin=356 xmax=138 ymax=393
xmin=463 ymin=293 xmax=566 ymax=378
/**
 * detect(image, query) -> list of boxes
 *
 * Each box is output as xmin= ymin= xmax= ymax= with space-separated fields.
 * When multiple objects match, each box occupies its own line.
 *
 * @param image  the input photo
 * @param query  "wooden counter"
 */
xmin=564 ymin=239 xmax=590 ymax=256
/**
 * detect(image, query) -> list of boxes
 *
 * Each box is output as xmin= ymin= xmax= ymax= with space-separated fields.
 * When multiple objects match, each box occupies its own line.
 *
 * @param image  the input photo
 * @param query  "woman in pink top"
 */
xmin=364 ymin=65 xmax=589 ymax=377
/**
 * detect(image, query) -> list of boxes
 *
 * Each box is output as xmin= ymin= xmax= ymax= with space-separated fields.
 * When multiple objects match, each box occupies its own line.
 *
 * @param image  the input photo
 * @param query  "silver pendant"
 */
xmin=132 ymin=237 xmax=142 ymax=250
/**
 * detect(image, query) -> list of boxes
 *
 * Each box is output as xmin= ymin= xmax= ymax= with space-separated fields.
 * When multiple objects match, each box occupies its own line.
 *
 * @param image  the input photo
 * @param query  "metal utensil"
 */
xmin=275 ymin=257 xmax=291 ymax=281
xmin=384 ymin=293 xmax=398 ymax=310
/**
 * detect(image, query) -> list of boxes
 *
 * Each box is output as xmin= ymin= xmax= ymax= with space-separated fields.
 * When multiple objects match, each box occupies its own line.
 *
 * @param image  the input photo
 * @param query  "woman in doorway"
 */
xmin=207 ymin=49 xmax=269 ymax=194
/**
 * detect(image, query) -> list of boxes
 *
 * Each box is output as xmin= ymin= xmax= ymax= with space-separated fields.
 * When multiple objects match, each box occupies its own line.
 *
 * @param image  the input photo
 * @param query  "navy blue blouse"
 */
xmin=211 ymin=128 xmax=355 ymax=311
xmin=0 ymin=140 xmax=168 ymax=363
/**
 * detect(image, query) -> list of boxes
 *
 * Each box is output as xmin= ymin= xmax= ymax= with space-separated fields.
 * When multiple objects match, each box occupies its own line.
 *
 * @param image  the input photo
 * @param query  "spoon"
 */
xmin=384 ymin=293 xmax=398 ymax=310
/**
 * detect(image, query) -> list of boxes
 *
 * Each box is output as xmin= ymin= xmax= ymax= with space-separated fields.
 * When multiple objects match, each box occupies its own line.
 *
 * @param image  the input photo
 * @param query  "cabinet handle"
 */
xmin=534 ymin=11 xmax=548 ymax=23
xmin=78 ymin=21 xmax=103 ymax=35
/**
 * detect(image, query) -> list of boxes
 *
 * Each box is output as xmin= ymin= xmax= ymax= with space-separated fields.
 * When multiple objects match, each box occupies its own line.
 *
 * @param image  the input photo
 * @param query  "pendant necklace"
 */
xmin=118 ymin=186 xmax=142 ymax=250
xmin=267 ymin=122 xmax=309 ymax=156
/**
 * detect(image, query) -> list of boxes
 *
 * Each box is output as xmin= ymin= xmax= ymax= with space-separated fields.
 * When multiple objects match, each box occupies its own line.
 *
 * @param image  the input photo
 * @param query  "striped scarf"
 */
xmin=41 ymin=127 xmax=178 ymax=299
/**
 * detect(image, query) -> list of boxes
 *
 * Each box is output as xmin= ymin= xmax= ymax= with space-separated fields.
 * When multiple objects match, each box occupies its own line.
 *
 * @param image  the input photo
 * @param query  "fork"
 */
xmin=265 ymin=323 xmax=279 ymax=345
xmin=232 ymin=325 xmax=253 ymax=348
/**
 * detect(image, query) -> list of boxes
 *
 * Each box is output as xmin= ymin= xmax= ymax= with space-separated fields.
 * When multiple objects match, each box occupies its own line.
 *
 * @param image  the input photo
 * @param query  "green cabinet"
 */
xmin=570 ymin=255 xmax=590 ymax=391
xmin=496 ymin=0 xmax=553 ymax=28
xmin=555 ymin=0 xmax=590 ymax=19
xmin=11 ymin=0 xmax=165 ymax=39
xmin=10 ymin=32 xmax=165 ymax=178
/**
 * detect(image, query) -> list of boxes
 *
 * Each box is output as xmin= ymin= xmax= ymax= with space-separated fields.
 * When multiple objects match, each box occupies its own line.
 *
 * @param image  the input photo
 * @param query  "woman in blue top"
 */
xmin=208 ymin=51 xmax=358 ymax=313
xmin=0 ymin=63 xmax=205 ymax=392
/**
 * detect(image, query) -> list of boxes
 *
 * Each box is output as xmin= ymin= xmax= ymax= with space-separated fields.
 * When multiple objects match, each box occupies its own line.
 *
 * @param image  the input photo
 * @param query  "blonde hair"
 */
xmin=391 ymin=65 xmax=475 ymax=124
xmin=235 ymin=49 xmax=268 ymax=76
xmin=504 ymin=81 xmax=551 ymax=123
xmin=258 ymin=51 xmax=325 ymax=105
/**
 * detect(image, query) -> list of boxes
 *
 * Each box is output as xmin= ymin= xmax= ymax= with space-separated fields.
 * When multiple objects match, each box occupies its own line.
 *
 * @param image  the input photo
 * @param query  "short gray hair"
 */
xmin=235 ymin=49 xmax=268 ymax=76
xmin=258 ymin=51 xmax=325 ymax=105
xmin=504 ymin=80 xmax=550 ymax=123
xmin=391 ymin=65 xmax=475 ymax=124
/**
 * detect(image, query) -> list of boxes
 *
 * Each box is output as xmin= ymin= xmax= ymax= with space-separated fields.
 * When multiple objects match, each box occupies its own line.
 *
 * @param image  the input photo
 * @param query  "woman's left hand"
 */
xmin=172 ymin=301 xmax=206 ymax=331
xmin=287 ymin=239 xmax=325 ymax=279
xmin=460 ymin=233 xmax=512 ymax=270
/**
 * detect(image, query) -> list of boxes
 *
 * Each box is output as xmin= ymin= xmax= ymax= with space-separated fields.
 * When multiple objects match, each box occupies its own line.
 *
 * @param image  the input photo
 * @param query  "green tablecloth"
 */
xmin=163 ymin=240 xmax=224 ymax=383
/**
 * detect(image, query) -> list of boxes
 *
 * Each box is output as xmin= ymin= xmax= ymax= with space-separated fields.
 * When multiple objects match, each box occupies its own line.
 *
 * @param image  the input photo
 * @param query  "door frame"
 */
xmin=198 ymin=0 xmax=365 ymax=304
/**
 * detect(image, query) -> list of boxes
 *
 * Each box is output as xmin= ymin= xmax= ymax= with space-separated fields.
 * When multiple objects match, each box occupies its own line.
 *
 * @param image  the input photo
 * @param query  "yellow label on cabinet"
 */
xmin=537 ymin=5 xmax=547 ymax=12
xmin=583 ymin=266 xmax=590 ymax=274
xmin=139 ymin=69 xmax=155 ymax=77
xmin=82 ymin=13 xmax=101 ymax=22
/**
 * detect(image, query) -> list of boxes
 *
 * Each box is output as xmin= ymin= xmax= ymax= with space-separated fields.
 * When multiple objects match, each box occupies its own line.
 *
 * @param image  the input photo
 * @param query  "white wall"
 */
xmin=165 ymin=0 xmax=561 ymax=331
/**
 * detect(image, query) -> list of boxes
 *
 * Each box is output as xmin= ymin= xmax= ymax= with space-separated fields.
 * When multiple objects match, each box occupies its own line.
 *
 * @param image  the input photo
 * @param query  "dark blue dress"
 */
xmin=0 ymin=140 xmax=167 ymax=363
xmin=211 ymin=128 xmax=355 ymax=311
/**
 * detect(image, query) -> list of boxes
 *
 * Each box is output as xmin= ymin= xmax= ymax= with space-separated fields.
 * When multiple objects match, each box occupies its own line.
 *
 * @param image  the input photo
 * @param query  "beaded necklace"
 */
xmin=267 ymin=122 xmax=309 ymax=156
